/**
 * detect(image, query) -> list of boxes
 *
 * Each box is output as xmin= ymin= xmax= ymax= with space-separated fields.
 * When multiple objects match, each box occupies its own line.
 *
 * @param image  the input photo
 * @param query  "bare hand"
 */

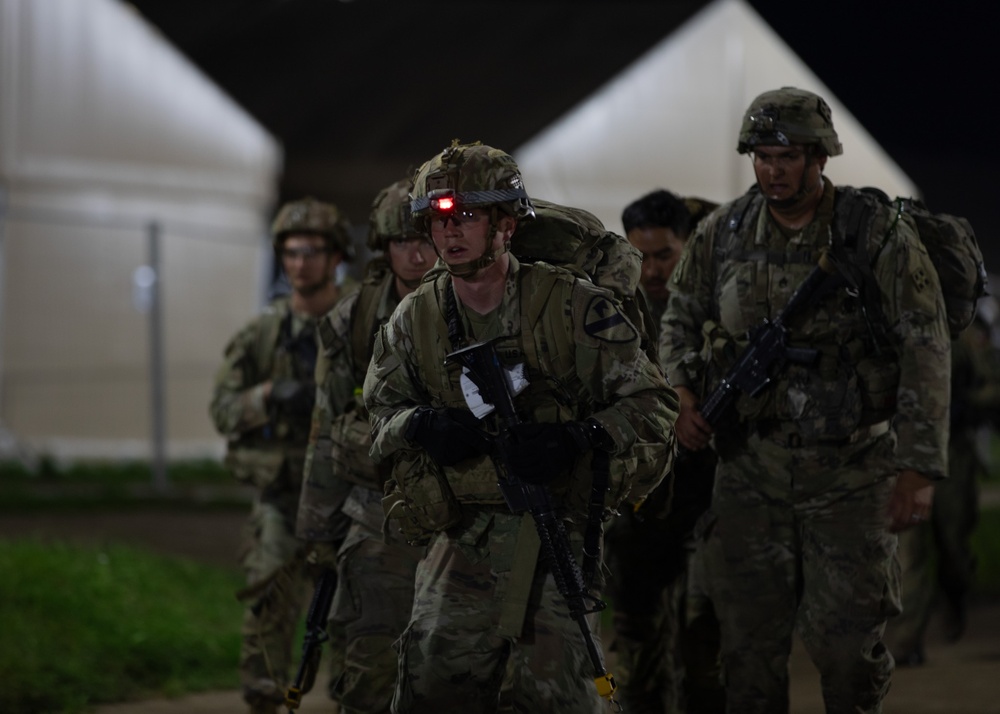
xmin=674 ymin=385 xmax=714 ymax=451
xmin=887 ymin=469 xmax=934 ymax=532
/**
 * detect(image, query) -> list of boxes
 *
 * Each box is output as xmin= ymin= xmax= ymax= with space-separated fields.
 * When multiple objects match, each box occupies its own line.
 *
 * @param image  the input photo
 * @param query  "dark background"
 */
xmin=125 ymin=0 xmax=996 ymax=271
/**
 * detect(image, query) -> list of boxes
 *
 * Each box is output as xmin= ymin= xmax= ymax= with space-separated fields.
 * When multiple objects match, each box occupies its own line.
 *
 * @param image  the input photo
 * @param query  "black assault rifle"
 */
xmin=445 ymin=342 xmax=620 ymax=709
xmin=285 ymin=567 xmax=337 ymax=710
xmin=687 ymin=252 xmax=843 ymax=447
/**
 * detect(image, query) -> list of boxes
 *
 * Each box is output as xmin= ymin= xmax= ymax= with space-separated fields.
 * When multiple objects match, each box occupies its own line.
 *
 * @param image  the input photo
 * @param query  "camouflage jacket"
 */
xmin=298 ymin=265 xmax=399 ymax=541
xmin=364 ymin=255 xmax=679 ymax=534
xmin=660 ymin=180 xmax=950 ymax=478
xmin=209 ymin=296 xmax=320 ymax=487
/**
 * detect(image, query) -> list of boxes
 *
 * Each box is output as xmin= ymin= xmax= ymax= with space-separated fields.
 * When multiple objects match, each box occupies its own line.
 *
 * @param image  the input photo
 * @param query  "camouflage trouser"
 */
xmin=239 ymin=489 xmax=308 ymax=703
xmin=706 ymin=432 xmax=900 ymax=714
xmin=683 ymin=535 xmax=725 ymax=714
xmin=603 ymin=446 xmax=724 ymax=714
xmin=391 ymin=511 xmax=606 ymax=714
xmin=329 ymin=514 xmax=422 ymax=714
xmin=888 ymin=427 xmax=981 ymax=653
xmin=604 ymin=508 xmax=687 ymax=714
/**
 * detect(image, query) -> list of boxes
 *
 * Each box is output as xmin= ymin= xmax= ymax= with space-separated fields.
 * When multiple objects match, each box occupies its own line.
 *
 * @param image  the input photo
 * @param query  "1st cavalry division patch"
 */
xmin=583 ymin=296 xmax=637 ymax=343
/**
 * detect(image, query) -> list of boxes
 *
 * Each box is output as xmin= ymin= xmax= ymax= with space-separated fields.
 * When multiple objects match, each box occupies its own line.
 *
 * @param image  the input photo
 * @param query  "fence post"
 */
xmin=147 ymin=221 xmax=168 ymax=491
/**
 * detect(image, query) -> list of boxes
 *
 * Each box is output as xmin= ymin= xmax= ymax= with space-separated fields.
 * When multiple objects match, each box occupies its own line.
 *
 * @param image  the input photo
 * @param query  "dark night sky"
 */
xmin=127 ymin=0 xmax=996 ymax=271
xmin=747 ymin=0 xmax=996 ymax=270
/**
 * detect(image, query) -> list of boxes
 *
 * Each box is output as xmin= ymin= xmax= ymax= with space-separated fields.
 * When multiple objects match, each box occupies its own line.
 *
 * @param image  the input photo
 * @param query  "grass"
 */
xmin=0 ymin=539 xmax=244 ymax=713
xmin=0 ymin=458 xmax=244 ymax=511
xmin=0 ymin=457 xmax=996 ymax=712
xmin=0 ymin=457 xmax=231 ymax=484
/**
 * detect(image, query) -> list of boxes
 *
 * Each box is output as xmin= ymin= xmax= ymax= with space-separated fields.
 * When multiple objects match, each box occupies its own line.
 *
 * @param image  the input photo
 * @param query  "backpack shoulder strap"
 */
xmin=255 ymin=297 xmax=289 ymax=377
xmin=716 ymin=185 xmax=762 ymax=261
xmin=350 ymin=275 xmax=390 ymax=387
xmin=831 ymin=187 xmax=899 ymax=353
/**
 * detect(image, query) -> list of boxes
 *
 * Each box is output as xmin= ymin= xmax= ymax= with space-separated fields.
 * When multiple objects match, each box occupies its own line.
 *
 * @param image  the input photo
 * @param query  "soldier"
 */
xmin=890 ymin=311 xmax=1000 ymax=664
xmin=605 ymin=189 xmax=724 ymax=714
xmin=661 ymin=87 xmax=951 ymax=713
xmin=296 ymin=178 xmax=436 ymax=713
xmin=363 ymin=141 xmax=679 ymax=713
xmin=210 ymin=197 xmax=354 ymax=714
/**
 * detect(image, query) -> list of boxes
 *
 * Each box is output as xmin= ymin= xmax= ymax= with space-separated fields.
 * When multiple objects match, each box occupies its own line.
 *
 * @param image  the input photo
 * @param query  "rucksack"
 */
xmin=837 ymin=187 xmax=987 ymax=340
xmin=511 ymin=198 xmax=655 ymax=359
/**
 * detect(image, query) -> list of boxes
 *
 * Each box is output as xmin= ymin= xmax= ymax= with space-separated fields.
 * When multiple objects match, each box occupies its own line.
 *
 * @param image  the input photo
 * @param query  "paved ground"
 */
xmin=4 ymin=507 xmax=1000 ymax=714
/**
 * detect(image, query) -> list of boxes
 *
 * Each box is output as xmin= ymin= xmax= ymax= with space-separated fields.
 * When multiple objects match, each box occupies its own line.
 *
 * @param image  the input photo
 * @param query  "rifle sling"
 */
xmin=497 ymin=513 xmax=542 ymax=639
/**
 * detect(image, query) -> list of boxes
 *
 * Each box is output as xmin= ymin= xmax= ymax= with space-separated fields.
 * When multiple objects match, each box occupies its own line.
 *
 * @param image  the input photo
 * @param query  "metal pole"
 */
xmin=0 ymin=187 xmax=14 ymax=458
xmin=148 ymin=221 xmax=169 ymax=491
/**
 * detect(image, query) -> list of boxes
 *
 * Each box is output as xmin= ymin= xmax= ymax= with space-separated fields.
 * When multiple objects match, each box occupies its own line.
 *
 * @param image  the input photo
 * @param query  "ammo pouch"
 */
xmin=743 ymin=361 xmax=863 ymax=443
xmin=446 ymin=456 xmax=510 ymax=506
xmin=855 ymin=357 xmax=900 ymax=423
xmin=329 ymin=409 xmax=385 ymax=490
xmin=224 ymin=448 xmax=285 ymax=489
xmin=382 ymin=449 xmax=462 ymax=534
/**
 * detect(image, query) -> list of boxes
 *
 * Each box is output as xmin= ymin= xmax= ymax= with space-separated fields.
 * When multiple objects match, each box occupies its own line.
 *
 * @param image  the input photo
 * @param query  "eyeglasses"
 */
xmin=429 ymin=208 xmax=488 ymax=230
xmin=281 ymin=245 xmax=329 ymax=261
xmin=751 ymin=149 xmax=805 ymax=169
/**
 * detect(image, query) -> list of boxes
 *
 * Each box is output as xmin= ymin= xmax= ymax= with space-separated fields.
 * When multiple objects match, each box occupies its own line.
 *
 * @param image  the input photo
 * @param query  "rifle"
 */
xmin=445 ymin=341 xmax=620 ymax=709
xmin=687 ymin=251 xmax=842 ymax=447
xmin=285 ymin=567 xmax=337 ymax=710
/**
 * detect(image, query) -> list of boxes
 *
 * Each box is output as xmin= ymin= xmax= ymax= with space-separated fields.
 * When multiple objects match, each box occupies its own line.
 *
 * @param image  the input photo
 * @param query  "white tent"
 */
xmin=0 ymin=0 xmax=281 ymax=460
xmin=515 ymin=0 xmax=918 ymax=236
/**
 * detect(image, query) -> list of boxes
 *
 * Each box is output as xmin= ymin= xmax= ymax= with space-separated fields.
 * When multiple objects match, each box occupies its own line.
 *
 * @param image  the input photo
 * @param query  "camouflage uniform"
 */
xmin=605 ymin=192 xmax=724 ymax=714
xmin=365 ymin=254 xmax=677 ymax=713
xmin=661 ymin=88 xmax=951 ymax=713
xmin=297 ymin=179 xmax=430 ymax=714
xmin=889 ymin=318 xmax=1000 ymax=660
xmin=211 ymin=196 xmax=354 ymax=712
xmin=210 ymin=297 xmax=320 ymax=708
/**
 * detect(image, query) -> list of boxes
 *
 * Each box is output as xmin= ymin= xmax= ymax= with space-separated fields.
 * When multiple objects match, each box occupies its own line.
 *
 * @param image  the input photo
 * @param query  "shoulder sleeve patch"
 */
xmin=583 ymin=295 xmax=637 ymax=343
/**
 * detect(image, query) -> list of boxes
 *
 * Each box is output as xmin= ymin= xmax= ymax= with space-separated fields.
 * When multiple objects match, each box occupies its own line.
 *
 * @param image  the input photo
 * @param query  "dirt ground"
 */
xmin=4 ymin=508 xmax=1000 ymax=714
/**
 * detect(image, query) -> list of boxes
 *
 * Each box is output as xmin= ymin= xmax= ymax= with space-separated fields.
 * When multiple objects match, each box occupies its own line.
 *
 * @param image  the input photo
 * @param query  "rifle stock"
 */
xmin=445 ymin=341 xmax=620 ymax=708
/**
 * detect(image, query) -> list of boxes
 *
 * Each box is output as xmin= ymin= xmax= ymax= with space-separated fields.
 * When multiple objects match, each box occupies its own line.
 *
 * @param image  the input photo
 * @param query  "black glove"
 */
xmin=405 ymin=407 xmax=492 ymax=467
xmin=269 ymin=379 xmax=315 ymax=416
xmin=500 ymin=420 xmax=609 ymax=484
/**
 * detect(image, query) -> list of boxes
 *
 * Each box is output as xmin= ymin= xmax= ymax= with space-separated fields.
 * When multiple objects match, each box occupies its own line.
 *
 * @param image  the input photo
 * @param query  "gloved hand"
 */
xmin=405 ymin=407 xmax=492 ymax=467
xmin=304 ymin=541 xmax=339 ymax=579
xmin=269 ymin=379 xmax=315 ymax=416
xmin=500 ymin=421 xmax=605 ymax=484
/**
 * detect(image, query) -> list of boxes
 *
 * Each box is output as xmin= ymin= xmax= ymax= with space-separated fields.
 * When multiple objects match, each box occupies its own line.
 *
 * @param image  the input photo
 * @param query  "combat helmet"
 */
xmin=271 ymin=196 xmax=353 ymax=260
xmin=737 ymin=87 xmax=843 ymax=157
xmin=368 ymin=179 xmax=421 ymax=252
xmin=410 ymin=142 xmax=534 ymax=278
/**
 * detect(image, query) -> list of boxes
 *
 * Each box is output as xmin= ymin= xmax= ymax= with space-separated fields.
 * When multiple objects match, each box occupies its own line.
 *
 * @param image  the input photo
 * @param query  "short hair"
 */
xmin=621 ymin=189 xmax=692 ymax=237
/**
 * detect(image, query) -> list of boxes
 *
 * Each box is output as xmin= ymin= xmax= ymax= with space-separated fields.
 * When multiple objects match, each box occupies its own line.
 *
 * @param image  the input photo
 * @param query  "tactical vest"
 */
xmin=224 ymin=298 xmax=317 ymax=486
xmin=402 ymin=263 xmax=627 ymax=518
xmin=710 ymin=186 xmax=900 ymax=441
xmin=318 ymin=266 xmax=395 ymax=490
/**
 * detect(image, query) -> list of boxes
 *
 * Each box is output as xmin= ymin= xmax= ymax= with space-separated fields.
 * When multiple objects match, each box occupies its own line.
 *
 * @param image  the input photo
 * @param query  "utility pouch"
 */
xmin=328 ymin=410 xmax=384 ymax=489
xmin=855 ymin=357 xmax=900 ymax=423
xmin=389 ymin=449 xmax=462 ymax=533
xmin=224 ymin=449 xmax=285 ymax=489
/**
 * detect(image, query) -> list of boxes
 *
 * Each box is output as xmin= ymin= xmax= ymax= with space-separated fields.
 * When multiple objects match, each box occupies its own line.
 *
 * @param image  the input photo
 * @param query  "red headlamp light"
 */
xmin=427 ymin=188 xmax=457 ymax=214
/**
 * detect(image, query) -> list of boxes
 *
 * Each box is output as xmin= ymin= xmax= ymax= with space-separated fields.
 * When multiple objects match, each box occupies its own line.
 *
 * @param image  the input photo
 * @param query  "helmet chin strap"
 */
xmin=436 ymin=208 xmax=510 ymax=279
xmin=440 ymin=239 xmax=510 ymax=279
xmin=764 ymin=149 xmax=824 ymax=211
